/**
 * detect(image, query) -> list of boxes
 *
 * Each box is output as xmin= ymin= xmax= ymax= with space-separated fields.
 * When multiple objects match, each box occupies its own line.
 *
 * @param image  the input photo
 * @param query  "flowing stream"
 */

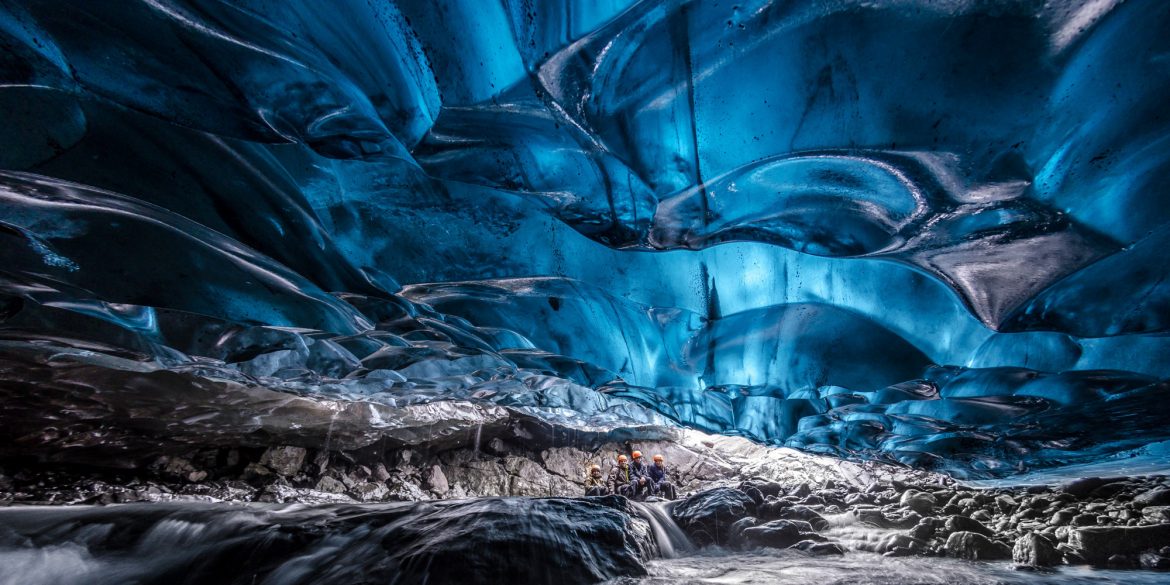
xmin=629 ymin=500 xmax=694 ymax=559
xmin=2 ymin=500 xmax=1169 ymax=585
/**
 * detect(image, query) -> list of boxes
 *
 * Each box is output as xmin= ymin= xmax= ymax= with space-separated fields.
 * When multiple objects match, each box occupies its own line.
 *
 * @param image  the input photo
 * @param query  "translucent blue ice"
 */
xmin=2 ymin=0 xmax=1170 ymax=478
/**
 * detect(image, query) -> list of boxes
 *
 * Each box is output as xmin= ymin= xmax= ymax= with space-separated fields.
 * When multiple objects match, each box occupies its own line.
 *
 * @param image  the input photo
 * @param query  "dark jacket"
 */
xmin=630 ymin=459 xmax=649 ymax=480
xmin=647 ymin=463 xmax=670 ymax=485
xmin=608 ymin=465 xmax=635 ymax=492
xmin=584 ymin=471 xmax=606 ymax=489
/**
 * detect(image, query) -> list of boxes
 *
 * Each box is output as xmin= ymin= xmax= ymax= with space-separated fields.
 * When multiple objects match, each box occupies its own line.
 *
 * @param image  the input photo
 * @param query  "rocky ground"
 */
xmin=5 ymin=427 xmax=1170 ymax=574
xmin=0 ymin=429 xmax=942 ymax=506
xmin=673 ymin=473 xmax=1170 ymax=571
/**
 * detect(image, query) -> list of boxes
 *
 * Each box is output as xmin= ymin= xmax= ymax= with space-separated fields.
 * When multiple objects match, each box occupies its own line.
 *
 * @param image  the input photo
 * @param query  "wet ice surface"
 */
xmin=4 ymin=0 xmax=1170 ymax=480
xmin=619 ymin=550 xmax=1170 ymax=585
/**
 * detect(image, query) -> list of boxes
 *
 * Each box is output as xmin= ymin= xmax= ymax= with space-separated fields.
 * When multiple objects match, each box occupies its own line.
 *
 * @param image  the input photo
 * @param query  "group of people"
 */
xmin=583 ymin=450 xmax=677 ymax=500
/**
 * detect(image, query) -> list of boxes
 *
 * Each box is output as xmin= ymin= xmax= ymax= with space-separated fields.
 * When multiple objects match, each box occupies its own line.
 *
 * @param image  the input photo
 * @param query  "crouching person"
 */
xmin=584 ymin=464 xmax=606 ymax=496
xmin=608 ymin=454 xmax=637 ymax=498
xmin=648 ymin=454 xmax=677 ymax=500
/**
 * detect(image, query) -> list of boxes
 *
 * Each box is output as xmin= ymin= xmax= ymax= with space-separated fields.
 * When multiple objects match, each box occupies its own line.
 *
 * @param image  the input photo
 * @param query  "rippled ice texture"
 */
xmin=2 ymin=0 xmax=1170 ymax=478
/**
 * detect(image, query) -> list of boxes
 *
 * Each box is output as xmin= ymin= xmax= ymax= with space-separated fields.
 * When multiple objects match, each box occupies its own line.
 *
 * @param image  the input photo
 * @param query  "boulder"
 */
xmin=1135 ymin=488 xmax=1170 ymax=508
xmin=423 ymin=464 xmax=449 ymax=496
xmin=741 ymin=519 xmax=823 ymax=549
xmin=259 ymin=446 xmax=306 ymax=477
xmin=790 ymin=483 xmax=812 ymax=498
xmin=877 ymin=533 xmax=925 ymax=555
xmin=371 ymin=496 xmax=654 ymax=583
xmin=1013 ymin=533 xmax=1060 ymax=567
xmin=315 ymin=476 xmax=347 ymax=494
xmin=672 ymin=487 xmax=757 ymax=546
xmin=1140 ymin=553 xmax=1170 ymax=570
xmin=900 ymin=490 xmax=937 ymax=515
xmin=792 ymin=540 xmax=846 ymax=555
xmin=350 ymin=481 xmax=389 ymax=502
xmin=727 ymin=517 xmax=760 ymax=549
xmin=945 ymin=515 xmax=994 ymax=537
xmin=770 ymin=505 xmax=829 ymax=531
xmin=1072 ymin=524 xmax=1170 ymax=565
xmin=945 ymin=531 xmax=1012 ymax=560
xmin=1060 ymin=477 xmax=1123 ymax=498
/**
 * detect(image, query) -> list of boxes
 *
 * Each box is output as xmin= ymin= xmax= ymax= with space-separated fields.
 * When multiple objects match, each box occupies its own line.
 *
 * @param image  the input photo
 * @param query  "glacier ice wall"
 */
xmin=2 ymin=0 xmax=1170 ymax=478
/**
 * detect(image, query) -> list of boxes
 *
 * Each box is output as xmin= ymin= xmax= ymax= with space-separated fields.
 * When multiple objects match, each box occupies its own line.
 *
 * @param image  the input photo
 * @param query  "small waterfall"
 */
xmin=630 ymin=500 xmax=694 ymax=559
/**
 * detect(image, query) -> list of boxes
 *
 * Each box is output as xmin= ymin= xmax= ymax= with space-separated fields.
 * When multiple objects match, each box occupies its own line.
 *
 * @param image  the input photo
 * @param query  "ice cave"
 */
xmin=3 ymin=0 xmax=1170 ymax=583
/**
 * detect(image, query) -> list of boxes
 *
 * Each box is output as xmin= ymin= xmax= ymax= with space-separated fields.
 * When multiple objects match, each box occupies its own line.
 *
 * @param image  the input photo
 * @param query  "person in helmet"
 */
xmin=629 ymin=450 xmax=652 ymax=500
xmin=584 ymin=464 xmax=606 ymax=497
xmin=607 ymin=454 xmax=637 ymax=498
xmin=647 ymin=454 xmax=677 ymax=500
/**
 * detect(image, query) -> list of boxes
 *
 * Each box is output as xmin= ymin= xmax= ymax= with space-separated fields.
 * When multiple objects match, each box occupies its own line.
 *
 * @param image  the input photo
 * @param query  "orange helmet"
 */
xmin=631 ymin=450 xmax=642 ymax=459
xmin=653 ymin=454 xmax=664 ymax=462
xmin=590 ymin=464 xmax=600 ymax=471
xmin=617 ymin=454 xmax=628 ymax=463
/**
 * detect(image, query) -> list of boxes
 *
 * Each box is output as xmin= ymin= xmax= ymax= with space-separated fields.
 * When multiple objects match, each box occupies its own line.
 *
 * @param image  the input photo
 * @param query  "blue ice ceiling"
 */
xmin=2 ymin=0 xmax=1170 ymax=478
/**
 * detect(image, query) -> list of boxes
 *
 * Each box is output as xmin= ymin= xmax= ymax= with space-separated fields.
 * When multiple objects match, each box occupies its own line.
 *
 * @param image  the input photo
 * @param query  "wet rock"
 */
xmin=372 ymin=463 xmax=392 ymax=482
xmin=1072 ymin=513 xmax=1097 ymax=527
xmin=350 ymin=481 xmax=389 ymax=502
xmin=909 ymin=517 xmax=938 ymax=541
xmin=4 ymin=497 xmax=651 ymax=584
xmin=424 ymin=464 xmax=449 ymax=496
xmin=995 ymin=495 xmax=1019 ymax=514
xmin=789 ymin=483 xmax=812 ymax=498
xmin=1135 ymin=488 xmax=1170 ymax=507
xmin=900 ymin=490 xmax=937 ymax=515
xmin=385 ymin=478 xmax=430 ymax=501
xmin=673 ymin=487 xmax=757 ymax=547
xmin=877 ymin=533 xmax=924 ymax=555
xmin=1051 ymin=508 xmax=1077 ymax=526
xmin=753 ymin=481 xmax=785 ymax=497
xmin=1090 ymin=482 xmax=1128 ymax=499
xmin=1061 ymin=477 xmax=1122 ymax=498
xmin=159 ymin=457 xmax=199 ymax=480
xmin=945 ymin=531 xmax=1012 ymax=560
xmin=1141 ymin=552 xmax=1170 ymax=570
xmin=792 ymin=540 xmax=845 ymax=555
xmin=946 ymin=515 xmax=994 ymax=538
xmin=259 ymin=446 xmax=306 ymax=477
xmin=1072 ymin=524 xmax=1170 ymax=565
xmin=741 ymin=485 xmax=766 ymax=506
xmin=1143 ymin=507 xmax=1170 ymax=523
xmin=242 ymin=462 xmax=273 ymax=482
xmin=757 ymin=496 xmax=789 ymax=519
xmin=1013 ymin=533 xmax=1060 ymax=567
xmin=741 ymin=519 xmax=823 ymax=549
xmin=540 ymin=447 xmax=589 ymax=480
xmin=316 ymin=476 xmax=347 ymax=494
xmin=770 ymin=505 xmax=829 ymax=531
xmin=727 ymin=517 xmax=759 ymax=549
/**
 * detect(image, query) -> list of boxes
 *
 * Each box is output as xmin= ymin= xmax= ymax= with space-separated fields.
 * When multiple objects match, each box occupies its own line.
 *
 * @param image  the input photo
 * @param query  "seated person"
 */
xmin=607 ymin=454 xmax=637 ymax=498
xmin=584 ymin=464 xmax=606 ymax=496
xmin=647 ymin=454 xmax=678 ymax=500
xmin=629 ymin=450 xmax=652 ymax=500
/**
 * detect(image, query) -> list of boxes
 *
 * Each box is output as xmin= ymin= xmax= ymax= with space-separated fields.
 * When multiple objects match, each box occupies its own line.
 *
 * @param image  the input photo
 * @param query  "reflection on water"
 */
xmin=609 ymin=549 xmax=1170 ymax=585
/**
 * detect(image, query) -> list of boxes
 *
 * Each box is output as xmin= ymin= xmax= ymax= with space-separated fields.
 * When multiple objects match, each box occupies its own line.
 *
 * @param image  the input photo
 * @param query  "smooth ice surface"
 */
xmin=2 ymin=0 xmax=1170 ymax=478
